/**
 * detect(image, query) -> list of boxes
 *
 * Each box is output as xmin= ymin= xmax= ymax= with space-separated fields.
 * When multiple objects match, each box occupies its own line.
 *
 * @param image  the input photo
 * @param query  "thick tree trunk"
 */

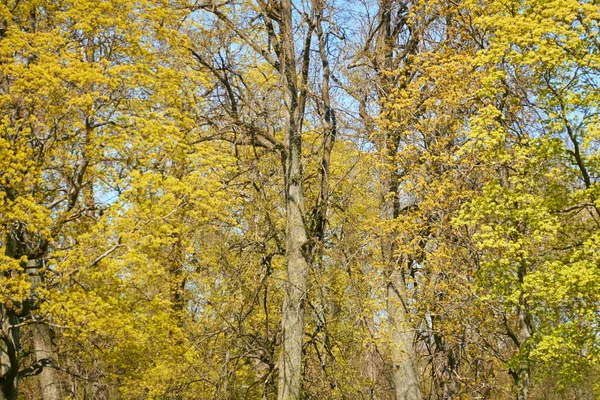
xmin=374 ymin=0 xmax=421 ymax=396
xmin=278 ymin=170 xmax=309 ymax=400
xmin=380 ymin=167 xmax=421 ymax=400
xmin=31 ymin=323 xmax=61 ymax=400
xmin=386 ymin=275 xmax=420 ymax=400
xmin=27 ymin=260 xmax=62 ymax=400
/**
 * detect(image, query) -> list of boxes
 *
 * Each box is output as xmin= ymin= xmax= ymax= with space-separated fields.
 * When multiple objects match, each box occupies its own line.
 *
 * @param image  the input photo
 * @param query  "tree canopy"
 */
xmin=1 ymin=0 xmax=600 ymax=399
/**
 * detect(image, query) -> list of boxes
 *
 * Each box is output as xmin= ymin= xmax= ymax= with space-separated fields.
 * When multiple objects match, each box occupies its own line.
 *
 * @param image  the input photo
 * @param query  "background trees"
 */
xmin=1 ymin=0 xmax=599 ymax=399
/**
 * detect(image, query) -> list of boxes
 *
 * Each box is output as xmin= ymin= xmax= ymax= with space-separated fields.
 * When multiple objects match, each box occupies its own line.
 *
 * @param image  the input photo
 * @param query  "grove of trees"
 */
xmin=1 ymin=0 xmax=600 ymax=399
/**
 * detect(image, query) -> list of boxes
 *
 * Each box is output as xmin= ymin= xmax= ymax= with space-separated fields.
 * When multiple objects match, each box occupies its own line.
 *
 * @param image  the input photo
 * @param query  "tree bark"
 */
xmin=386 ymin=280 xmax=420 ymax=400
xmin=0 ymin=308 xmax=19 ymax=400
xmin=310 ymin=0 xmax=337 ymax=253
xmin=380 ymin=163 xmax=421 ymax=400
xmin=375 ymin=0 xmax=422 ymax=397
xmin=1 ymin=234 xmax=21 ymax=400
xmin=515 ymin=263 xmax=531 ymax=400
xmin=277 ymin=0 xmax=311 ymax=398
xmin=31 ymin=323 xmax=61 ymax=400
xmin=27 ymin=260 xmax=62 ymax=400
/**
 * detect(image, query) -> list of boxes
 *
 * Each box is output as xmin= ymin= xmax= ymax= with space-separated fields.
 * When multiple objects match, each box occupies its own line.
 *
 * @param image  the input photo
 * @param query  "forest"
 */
xmin=1 ymin=0 xmax=599 ymax=399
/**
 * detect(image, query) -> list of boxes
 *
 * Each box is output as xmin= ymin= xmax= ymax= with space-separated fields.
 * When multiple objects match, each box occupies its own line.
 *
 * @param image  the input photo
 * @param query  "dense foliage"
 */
xmin=1 ymin=0 xmax=599 ymax=399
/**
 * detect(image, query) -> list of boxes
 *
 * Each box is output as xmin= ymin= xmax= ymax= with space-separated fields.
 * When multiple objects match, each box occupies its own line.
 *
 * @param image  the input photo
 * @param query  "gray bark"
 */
xmin=191 ymin=1 xmax=314 ymax=397
xmin=310 ymin=0 xmax=337 ymax=253
xmin=31 ymin=323 xmax=61 ymax=400
xmin=515 ymin=263 xmax=531 ymax=400
xmin=387 ymin=274 xmax=420 ymax=400
xmin=375 ymin=0 xmax=422 ymax=397
xmin=380 ymin=168 xmax=421 ymax=400
xmin=277 ymin=0 xmax=311 ymax=398
xmin=27 ymin=260 xmax=62 ymax=400
xmin=0 ymin=307 xmax=19 ymax=400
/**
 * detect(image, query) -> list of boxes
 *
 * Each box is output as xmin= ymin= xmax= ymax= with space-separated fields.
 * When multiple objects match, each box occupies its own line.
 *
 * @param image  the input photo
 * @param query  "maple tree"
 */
xmin=1 ymin=0 xmax=599 ymax=399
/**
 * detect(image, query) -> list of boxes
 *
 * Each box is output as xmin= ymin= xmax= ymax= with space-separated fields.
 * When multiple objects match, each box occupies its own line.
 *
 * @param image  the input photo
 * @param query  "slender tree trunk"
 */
xmin=278 ymin=109 xmax=310 ymax=400
xmin=515 ymin=264 xmax=531 ymax=400
xmin=311 ymin=0 xmax=337 ymax=250
xmin=0 ymin=307 xmax=19 ymax=400
xmin=1 ymin=234 xmax=21 ymax=400
xmin=277 ymin=0 xmax=311 ymax=397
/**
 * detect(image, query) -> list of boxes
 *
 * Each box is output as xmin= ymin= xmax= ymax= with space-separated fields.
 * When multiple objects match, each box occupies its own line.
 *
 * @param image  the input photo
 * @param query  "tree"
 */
xmin=2 ymin=0 xmax=600 ymax=398
xmin=186 ymin=0 xmax=345 ymax=396
xmin=0 ymin=0 xmax=193 ymax=397
xmin=453 ymin=0 xmax=600 ymax=397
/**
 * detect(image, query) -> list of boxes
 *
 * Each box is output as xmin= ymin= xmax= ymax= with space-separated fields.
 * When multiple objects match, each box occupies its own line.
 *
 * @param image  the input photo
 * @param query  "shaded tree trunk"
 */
xmin=1 ymin=234 xmax=22 ymax=400
xmin=27 ymin=260 xmax=62 ymax=400
xmin=0 ymin=307 xmax=19 ymax=400
xmin=514 ymin=263 xmax=532 ymax=400
xmin=1 ymin=232 xmax=61 ymax=400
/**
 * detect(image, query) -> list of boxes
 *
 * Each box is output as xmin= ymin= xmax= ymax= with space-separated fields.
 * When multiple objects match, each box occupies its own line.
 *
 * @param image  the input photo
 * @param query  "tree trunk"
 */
xmin=374 ymin=0 xmax=422 ymax=396
xmin=515 ymin=263 xmax=531 ymax=400
xmin=31 ymin=323 xmax=61 ymax=400
xmin=387 ymin=279 xmax=421 ymax=400
xmin=311 ymin=0 xmax=337 ymax=252
xmin=0 ymin=307 xmax=19 ymax=400
xmin=278 ymin=111 xmax=310 ymax=400
xmin=278 ymin=180 xmax=309 ymax=400
xmin=380 ymin=165 xmax=421 ymax=400
xmin=27 ymin=260 xmax=62 ymax=400
xmin=1 ymin=234 xmax=21 ymax=400
xmin=277 ymin=0 xmax=311 ymax=398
